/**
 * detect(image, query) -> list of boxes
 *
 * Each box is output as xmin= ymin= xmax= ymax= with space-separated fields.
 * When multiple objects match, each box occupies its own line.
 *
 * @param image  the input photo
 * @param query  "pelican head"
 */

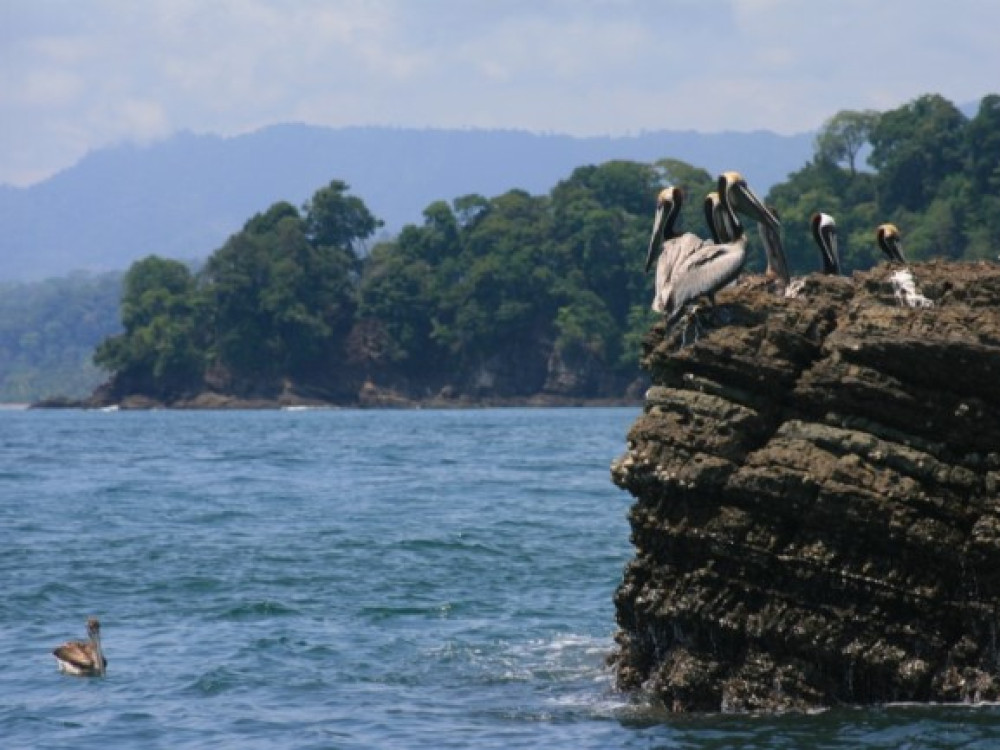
xmin=717 ymin=171 xmax=787 ymax=282
xmin=718 ymin=171 xmax=781 ymax=232
xmin=87 ymin=617 xmax=101 ymax=638
xmin=811 ymin=212 xmax=841 ymax=275
xmin=645 ymin=186 xmax=684 ymax=273
xmin=703 ymin=191 xmax=731 ymax=244
xmin=876 ymin=223 xmax=906 ymax=263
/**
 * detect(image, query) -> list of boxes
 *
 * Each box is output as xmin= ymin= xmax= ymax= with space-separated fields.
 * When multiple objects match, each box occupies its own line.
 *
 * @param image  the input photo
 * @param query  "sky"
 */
xmin=2 ymin=0 xmax=998 ymax=187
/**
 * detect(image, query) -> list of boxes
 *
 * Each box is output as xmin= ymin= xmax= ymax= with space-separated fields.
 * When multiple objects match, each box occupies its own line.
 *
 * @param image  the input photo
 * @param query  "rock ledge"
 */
xmin=610 ymin=261 xmax=1000 ymax=712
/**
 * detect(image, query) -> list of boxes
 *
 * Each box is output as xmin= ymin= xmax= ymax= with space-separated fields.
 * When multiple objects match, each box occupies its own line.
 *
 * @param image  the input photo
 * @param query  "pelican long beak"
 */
xmin=645 ymin=200 xmax=668 ymax=273
xmin=703 ymin=192 xmax=722 ymax=244
xmin=645 ymin=188 xmax=680 ymax=273
xmin=877 ymin=223 xmax=906 ymax=263
xmin=719 ymin=171 xmax=780 ymax=229
xmin=812 ymin=213 xmax=840 ymax=274
xmin=720 ymin=171 xmax=788 ymax=282
xmin=823 ymin=227 xmax=841 ymax=275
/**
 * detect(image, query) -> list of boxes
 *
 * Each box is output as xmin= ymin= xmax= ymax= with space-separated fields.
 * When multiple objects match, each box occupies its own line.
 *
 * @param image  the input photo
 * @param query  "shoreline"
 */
xmin=26 ymin=393 xmax=644 ymax=411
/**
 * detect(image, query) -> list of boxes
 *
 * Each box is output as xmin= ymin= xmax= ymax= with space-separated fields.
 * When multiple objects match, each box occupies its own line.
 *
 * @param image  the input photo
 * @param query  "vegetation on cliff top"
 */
xmin=5 ymin=92 xmax=998 ymax=403
xmin=772 ymin=93 xmax=1000 ymax=272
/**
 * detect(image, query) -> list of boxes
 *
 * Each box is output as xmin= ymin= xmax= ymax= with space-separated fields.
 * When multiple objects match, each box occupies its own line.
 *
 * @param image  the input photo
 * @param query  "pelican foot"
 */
xmin=674 ymin=304 xmax=706 ymax=348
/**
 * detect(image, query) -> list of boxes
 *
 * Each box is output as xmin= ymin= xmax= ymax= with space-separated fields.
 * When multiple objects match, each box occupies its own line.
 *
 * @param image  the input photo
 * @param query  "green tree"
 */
xmin=964 ymin=94 xmax=1000 ymax=196
xmin=554 ymin=289 xmax=617 ymax=361
xmin=202 ymin=190 xmax=375 ymax=388
xmin=815 ymin=109 xmax=879 ymax=176
xmin=453 ymin=193 xmax=490 ymax=229
xmin=303 ymin=179 xmax=383 ymax=257
xmin=435 ymin=189 xmax=557 ymax=360
xmin=963 ymin=95 xmax=1000 ymax=258
xmin=94 ymin=256 xmax=204 ymax=397
xmin=202 ymin=218 xmax=286 ymax=382
xmin=356 ymin=232 xmax=439 ymax=370
xmin=869 ymin=94 xmax=967 ymax=213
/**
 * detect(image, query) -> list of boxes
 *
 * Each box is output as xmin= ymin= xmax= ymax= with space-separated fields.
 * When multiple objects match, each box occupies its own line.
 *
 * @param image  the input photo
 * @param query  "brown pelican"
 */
xmin=653 ymin=171 xmax=782 ymax=322
xmin=703 ymin=191 xmax=734 ymax=244
xmin=645 ymin=186 xmax=711 ymax=313
xmin=876 ymin=223 xmax=906 ymax=263
xmin=811 ymin=212 xmax=841 ymax=274
xmin=53 ymin=617 xmax=106 ymax=676
xmin=876 ymin=224 xmax=929 ymax=305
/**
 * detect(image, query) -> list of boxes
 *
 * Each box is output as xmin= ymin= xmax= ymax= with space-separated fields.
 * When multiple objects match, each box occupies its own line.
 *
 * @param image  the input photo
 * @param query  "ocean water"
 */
xmin=2 ymin=407 xmax=999 ymax=749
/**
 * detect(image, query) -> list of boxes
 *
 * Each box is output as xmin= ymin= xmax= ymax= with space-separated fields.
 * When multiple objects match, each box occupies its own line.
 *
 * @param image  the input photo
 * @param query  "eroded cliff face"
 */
xmin=610 ymin=261 xmax=1000 ymax=712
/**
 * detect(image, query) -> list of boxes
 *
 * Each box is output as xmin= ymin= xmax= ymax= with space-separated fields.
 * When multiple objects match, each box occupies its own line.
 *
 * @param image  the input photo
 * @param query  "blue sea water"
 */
xmin=2 ymin=406 xmax=999 ymax=749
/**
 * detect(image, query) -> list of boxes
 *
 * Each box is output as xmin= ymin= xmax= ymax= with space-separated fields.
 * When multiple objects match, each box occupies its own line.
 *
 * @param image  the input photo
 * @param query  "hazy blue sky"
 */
xmin=2 ymin=0 xmax=997 ymax=186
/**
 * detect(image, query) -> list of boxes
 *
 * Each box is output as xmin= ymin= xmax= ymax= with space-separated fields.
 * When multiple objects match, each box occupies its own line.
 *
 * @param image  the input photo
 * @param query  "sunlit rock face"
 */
xmin=610 ymin=261 xmax=1000 ymax=712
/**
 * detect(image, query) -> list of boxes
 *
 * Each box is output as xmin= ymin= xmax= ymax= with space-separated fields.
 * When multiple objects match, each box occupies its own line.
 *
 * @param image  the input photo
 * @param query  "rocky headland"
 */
xmin=610 ymin=260 xmax=1000 ymax=712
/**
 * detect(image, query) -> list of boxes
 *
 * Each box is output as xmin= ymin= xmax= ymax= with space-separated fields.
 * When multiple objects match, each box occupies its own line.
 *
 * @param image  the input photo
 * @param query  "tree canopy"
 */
xmin=768 ymin=93 xmax=1000 ymax=272
xmin=84 ymin=92 xmax=999 ymax=403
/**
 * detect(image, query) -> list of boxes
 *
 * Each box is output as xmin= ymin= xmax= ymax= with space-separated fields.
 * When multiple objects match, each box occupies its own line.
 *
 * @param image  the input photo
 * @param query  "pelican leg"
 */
xmin=676 ymin=303 xmax=706 ymax=349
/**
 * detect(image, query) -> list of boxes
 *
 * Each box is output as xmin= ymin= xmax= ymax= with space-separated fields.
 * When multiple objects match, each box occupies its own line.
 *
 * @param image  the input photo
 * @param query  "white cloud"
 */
xmin=18 ymin=67 xmax=84 ymax=108
xmin=1 ymin=0 xmax=998 ymax=185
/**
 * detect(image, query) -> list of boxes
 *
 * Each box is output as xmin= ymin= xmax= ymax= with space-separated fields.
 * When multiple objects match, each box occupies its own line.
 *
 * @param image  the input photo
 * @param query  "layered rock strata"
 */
xmin=610 ymin=261 xmax=1000 ymax=712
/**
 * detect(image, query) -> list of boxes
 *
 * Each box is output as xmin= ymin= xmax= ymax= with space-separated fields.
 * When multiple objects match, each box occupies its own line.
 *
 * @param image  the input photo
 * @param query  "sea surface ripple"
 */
xmin=2 ymin=407 xmax=998 ymax=749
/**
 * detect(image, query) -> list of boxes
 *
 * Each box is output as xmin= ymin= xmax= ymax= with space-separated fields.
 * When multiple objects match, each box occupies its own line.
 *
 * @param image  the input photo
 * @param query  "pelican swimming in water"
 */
xmin=811 ymin=212 xmax=841 ymax=274
xmin=651 ymin=171 xmax=782 ymax=322
xmin=644 ymin=186 xmax=712 ymax=313
xmin=876 ymin=223 xmax=906 ymax=263
xmin=53 ymin=617 xmax=106 ymax=676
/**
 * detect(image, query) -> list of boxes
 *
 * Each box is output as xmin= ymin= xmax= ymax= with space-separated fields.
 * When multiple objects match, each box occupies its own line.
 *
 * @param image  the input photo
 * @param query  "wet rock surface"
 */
xmin=610 ymin=261 xmax=1000 ymax=712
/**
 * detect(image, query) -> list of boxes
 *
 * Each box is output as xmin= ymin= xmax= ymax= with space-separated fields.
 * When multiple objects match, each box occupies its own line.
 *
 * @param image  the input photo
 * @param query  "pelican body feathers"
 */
xmin=646 ymin=172 xmax=785 ymax=322
xmin=811 ymin=212 xmax=841 ymax=275
xmin=53 ymin=617 xmax=106 ymax=677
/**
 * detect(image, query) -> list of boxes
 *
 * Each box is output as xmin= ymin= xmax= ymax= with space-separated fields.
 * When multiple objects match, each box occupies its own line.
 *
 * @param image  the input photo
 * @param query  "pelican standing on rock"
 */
xmin=874 ymin=223 xmax=931 ymax=307
xmin=53 ymin=617 xmax=106 ymax=676
xmin=703 ymin=191 xmax=734 ymax=244
xmin=649 ymin=171 xmax=783 ymax=322
xmin=644 ymin=186 xmax=712 ymax=314
xmin=876 ymin=223 xmax=906 ymax=263
xmin=811 ymin=212 xmax=841 ymax=274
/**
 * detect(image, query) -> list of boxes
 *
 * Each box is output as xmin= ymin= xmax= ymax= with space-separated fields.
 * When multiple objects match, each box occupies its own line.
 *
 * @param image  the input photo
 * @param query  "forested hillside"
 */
xmin=8 ymin=92 xmax=999 ymax=404
xmin=0 ymin=272 xmax=121 ymax=402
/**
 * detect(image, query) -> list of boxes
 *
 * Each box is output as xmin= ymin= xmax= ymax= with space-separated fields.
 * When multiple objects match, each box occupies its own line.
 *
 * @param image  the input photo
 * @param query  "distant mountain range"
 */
xmin=0 ymin=124 xmax=814 ymax=282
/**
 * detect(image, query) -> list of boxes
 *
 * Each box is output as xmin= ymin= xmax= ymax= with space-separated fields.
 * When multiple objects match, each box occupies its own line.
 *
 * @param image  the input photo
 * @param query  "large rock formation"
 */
xmin=610 ymin=261 xmax=1000 ymax=712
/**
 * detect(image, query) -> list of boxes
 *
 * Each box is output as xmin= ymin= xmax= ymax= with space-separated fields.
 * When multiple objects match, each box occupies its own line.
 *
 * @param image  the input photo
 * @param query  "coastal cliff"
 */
xmin=610 ymin=260 xmax=1000 ymax=712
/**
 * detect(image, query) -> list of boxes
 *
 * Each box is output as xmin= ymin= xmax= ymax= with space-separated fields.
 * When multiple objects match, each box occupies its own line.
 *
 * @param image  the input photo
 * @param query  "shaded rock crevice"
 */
xmin=611 ymin=261 xmax=1000 ymax=712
